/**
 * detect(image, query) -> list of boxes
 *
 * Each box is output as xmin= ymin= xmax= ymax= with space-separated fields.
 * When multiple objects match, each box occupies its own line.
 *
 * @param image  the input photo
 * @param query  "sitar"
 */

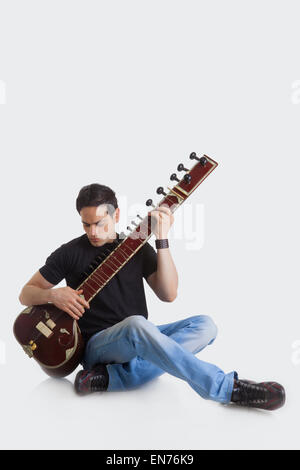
xmin=13 ymin=152 xmax=218 ymax=377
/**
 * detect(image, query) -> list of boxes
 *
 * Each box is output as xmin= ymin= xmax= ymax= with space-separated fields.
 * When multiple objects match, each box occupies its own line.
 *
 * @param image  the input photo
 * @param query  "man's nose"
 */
xmin=90 ymin=225 xmax=97 ymax=236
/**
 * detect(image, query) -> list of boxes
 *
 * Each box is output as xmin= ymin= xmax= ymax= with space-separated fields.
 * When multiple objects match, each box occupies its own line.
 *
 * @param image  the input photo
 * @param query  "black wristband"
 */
xmin=155 ymin=239 xmax=169 ymax=249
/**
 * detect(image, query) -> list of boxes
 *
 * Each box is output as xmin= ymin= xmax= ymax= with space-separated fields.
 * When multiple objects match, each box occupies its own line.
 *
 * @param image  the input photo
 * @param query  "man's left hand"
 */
xmin=148 ymin=205 xmax=174 ymax=239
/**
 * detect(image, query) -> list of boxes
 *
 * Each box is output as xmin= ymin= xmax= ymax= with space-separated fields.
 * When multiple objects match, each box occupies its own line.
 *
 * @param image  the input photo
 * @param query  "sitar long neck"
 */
xmin=77 ymin=154 xmax=218 ymax=303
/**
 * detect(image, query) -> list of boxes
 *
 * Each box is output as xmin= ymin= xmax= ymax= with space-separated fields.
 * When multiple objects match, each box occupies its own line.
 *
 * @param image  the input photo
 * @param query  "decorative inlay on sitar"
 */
xmin=13 ymin=152 xmax=218 ymax=377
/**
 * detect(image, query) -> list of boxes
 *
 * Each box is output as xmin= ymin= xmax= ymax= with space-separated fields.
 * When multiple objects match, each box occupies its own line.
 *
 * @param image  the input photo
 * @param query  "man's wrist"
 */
xmin=155 ymin=233 xmax=169 ymax=240
xmin=155 ymin=238 xmax=169 ymax=249
xmin=46 ymin=288 xmax=55 ymax=303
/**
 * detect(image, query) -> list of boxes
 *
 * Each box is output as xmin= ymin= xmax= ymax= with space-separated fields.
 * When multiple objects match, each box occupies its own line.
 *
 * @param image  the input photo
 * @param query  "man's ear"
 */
xmin=114 ymin=207 xmax=120 ymax=223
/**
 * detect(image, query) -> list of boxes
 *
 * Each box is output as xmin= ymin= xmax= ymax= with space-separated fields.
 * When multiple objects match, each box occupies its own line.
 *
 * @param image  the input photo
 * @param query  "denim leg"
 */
xmin=157 ymin=314 xmax=219 ymax=354
xmin=113 ymin=314 xmax=219 ymax=387
xmin=82 ymin=315 xmax=237 ymax=404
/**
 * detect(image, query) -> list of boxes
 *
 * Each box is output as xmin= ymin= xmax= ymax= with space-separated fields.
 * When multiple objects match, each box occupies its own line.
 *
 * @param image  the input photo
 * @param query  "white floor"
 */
xmin=2 ymin=337 xmax=299 ymax=450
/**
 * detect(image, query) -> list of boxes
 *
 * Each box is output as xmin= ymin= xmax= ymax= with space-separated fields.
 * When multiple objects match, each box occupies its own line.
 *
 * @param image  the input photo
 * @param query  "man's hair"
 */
xmin=76 ymin=183 xmax=118 ymax=216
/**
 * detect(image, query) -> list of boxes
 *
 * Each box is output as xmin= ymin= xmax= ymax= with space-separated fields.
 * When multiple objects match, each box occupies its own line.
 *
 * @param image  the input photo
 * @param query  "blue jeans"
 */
xmin=81 ymin=314 xmax=238 ymax=404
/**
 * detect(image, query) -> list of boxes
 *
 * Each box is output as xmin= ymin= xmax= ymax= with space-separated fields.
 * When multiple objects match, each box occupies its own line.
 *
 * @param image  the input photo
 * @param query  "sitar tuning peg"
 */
xmin=184 ymin=174 xmax=192 ymax=184
xmin=136 ymin=214 xmax=143 ymax=220
xmin=189 ymin=152 xmax=208 ymax=166
xmin=170 ymin=173 xmax=180 ymax=182
xmin=177 ymin=163 xmax=189 ymax=172
xmin=131 ymin=221 xmax=138 ymax=227
xmin=89 ymin=261 xmax=99 ymax=270
xmin=189 ymin=152 xmax=200 ymax=161
xmin=156 ymin=187 xmax=167 ymax=196
xmin=200 ymin=156 xmax=207 ymax=166
xmin=127 ymin=226 xmax=133 ymax=232
xmin=146 ymin=199 xmax=155 ymax=208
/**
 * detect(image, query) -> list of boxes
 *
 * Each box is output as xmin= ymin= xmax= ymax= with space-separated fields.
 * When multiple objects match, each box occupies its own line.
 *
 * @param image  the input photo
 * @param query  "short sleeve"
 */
xmin=39 ymin=244 xmax=69 ymax=285
xmin=142 ymin=241 xmax=157 ymax=280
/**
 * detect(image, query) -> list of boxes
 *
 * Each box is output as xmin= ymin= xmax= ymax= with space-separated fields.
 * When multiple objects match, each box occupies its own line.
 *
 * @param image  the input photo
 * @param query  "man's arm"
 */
xmin=19 ymin=271 xmax=55 ymax=306
xmin=145 ymin=205 xmax=178 ymax=302
xmin=146 ymin=248 xmax=178 ymax=302
xmin=19 ymin=271 xmax=90 ymax=320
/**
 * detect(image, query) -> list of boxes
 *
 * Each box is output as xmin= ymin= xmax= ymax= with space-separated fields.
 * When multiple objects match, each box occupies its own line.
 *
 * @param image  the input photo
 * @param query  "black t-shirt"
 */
xmin=39 ymin=233 xmax=157 ymax=343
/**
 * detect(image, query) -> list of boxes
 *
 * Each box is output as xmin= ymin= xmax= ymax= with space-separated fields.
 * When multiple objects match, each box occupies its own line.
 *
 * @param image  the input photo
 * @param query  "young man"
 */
xmin=19 ymin=183 xmax=285 ymax=410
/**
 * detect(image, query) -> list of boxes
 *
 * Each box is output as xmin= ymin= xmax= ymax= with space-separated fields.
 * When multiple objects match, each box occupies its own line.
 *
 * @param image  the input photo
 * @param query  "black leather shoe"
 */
xmin=231 ymin=379 xmax=285 ymax=410
xmin=74 ymin=364 xmax=109 ymax=395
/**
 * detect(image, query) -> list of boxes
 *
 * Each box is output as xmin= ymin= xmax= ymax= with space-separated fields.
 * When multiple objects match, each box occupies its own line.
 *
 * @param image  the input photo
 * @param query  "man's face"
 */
xmin=80 ymin=204 xmax=120 ymax=247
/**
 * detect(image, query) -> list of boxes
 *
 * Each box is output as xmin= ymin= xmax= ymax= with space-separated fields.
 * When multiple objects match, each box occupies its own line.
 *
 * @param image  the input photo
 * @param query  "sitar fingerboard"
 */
xmin=77 ymin=154 xmax=218 ymax=302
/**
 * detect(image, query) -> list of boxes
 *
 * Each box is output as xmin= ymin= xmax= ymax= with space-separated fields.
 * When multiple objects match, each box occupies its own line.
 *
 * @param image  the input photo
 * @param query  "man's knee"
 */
xmin=123 ymin=315 xmax=149 ymax=330
xmin=190 ymin=314 xmax=218 ymax=343
xmin=121 ymin=315 xmax=152 ymax=344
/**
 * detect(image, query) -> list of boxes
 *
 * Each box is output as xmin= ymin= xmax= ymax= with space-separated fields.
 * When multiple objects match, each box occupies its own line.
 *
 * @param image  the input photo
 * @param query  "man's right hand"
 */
xmin=50 ymin=287 xmax=90 ymax=320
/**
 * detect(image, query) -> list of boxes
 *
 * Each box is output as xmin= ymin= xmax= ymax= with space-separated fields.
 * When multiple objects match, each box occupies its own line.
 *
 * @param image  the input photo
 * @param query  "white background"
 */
xmin=1 ymin=0 xmax=300 ymax=450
